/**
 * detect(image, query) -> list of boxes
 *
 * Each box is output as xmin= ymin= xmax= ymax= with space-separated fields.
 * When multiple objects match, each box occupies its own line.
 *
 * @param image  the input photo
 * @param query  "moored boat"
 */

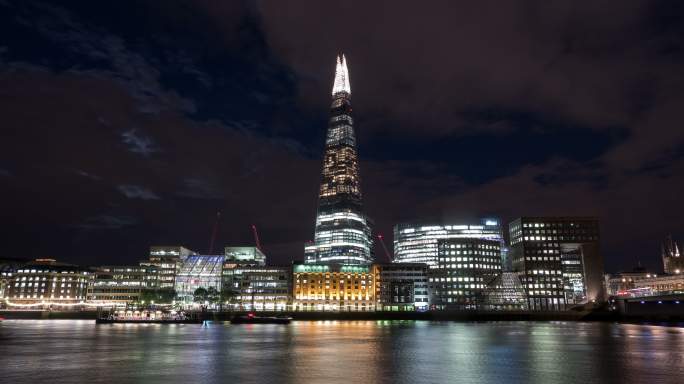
xmin=96 ymin=309 xmax=201 ymax=324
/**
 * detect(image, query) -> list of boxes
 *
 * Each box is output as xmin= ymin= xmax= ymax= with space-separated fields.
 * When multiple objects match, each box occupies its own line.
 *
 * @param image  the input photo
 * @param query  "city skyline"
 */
xmin=1 ymin=1 xmax=683 ymax=273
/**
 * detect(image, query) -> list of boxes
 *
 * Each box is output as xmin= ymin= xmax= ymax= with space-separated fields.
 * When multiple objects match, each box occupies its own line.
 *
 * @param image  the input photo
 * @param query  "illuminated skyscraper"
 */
xmin=305 ymin=54 xmax=373 ymax=265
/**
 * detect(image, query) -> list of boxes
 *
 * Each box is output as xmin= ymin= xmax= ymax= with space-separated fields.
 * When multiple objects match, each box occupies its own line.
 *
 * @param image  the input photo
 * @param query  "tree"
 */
xmin=207 ymin=287 xmax=220 ymax=306
xmin=193 ymin=287 xmax=208 ymax=304
xmin=220 ymin=288 xmax=239 ymax=311
xmin=139 ymin=288 xmax=177 ymax=305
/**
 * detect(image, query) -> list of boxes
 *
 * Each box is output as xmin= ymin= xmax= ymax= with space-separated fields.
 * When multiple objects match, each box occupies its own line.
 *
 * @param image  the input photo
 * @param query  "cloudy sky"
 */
xmin=1 ymin=0 xmax=682 ymax=272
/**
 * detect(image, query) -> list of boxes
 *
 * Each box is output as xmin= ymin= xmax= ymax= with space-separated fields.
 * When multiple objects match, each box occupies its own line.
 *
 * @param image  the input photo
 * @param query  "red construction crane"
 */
xmin=377 ymin=233 xmax=392 ymax=262
xmin=208 ymin=211 xmax=221 ymax=254
xmin=251 ymin=224 xmax=262 ymax=252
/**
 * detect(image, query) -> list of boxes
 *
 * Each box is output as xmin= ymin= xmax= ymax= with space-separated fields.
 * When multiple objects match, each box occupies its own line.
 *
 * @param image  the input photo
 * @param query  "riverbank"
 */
xmin=2 ymin=309 xmax=683 ymax=323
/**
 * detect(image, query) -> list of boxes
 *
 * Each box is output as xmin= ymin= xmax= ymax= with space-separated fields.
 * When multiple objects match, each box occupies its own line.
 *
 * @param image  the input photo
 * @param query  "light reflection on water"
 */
xmin=1 ymin=320 xmax=683 ymax=384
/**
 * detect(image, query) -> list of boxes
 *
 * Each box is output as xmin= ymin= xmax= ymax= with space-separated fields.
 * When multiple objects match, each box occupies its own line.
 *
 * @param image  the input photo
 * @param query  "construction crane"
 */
xmin=208 ymin=211 xmax=221 ymax=254
xmin=251 ymin=224 xmax=262 ymax=252
xmin=377 ymin=233 xmax=392 ymax=262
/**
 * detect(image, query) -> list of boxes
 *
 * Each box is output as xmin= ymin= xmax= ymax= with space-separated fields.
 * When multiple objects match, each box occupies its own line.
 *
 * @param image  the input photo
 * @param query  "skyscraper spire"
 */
xmin=305 ymin=54 xmax=372 ymax=265
xmin=332 ymin=53 xmax=351 ymax=96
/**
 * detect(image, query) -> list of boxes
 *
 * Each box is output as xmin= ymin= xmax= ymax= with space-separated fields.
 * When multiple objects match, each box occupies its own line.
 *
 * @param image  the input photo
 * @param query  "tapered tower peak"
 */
xmin=332 ymin=54 xmax=351 ymax=96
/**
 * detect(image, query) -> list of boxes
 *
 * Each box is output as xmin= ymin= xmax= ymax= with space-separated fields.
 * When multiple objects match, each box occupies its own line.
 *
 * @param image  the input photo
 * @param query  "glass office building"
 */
xmin=174 ymin=255 xmax=225 ymax=303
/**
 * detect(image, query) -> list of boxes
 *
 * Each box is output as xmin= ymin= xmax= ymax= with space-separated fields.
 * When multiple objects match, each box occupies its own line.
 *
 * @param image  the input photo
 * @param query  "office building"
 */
xmin=305 ymin=54 xmax=373 ymax=265
xmin=293 ymin=263 xmax=374 ymax=311
xmin=509 ymin=217 xmax=605 ymax=310
xmin=372 ymin=263 xmax=430 ymax=311
xmin=88 ymin=265 xmax=158 ymax=305
xmin=393 ymin=220 xmax=503 ymax=268
xmin=229 ymin=266 xmax=291 ymax=311
xmin=431 ymin=238 xmax=502 ymax=309
xmin=144 ymin=246 xmax=196 ymax=289
xmin=225 ymin=246 xmax=266 ymax=265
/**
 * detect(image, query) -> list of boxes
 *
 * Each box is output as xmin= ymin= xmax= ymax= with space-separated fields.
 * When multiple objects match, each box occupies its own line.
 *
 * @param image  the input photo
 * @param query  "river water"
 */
xmin=1 ymin=320 xmax=683 ymax=384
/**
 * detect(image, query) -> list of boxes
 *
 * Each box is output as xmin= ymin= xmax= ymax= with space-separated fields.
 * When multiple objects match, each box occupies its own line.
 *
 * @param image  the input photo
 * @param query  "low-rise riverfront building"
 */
xmin=293 ymin=263 xmax=374 ymax=311
xmin=372 ymin=263 xmax=429 ymax=311
xmin=633 ymin=274 xmax=684 ymax=296
xmin=604 ymin=267 xmax=654 ymax=297
xmin=6 ymin=259 xmax=92 ymax=306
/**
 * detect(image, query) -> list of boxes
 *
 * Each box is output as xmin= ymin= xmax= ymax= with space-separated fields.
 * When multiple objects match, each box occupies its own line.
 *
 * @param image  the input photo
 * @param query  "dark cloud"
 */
xmin=117 ymin=185 xmax=160 ymax=200
xmin=75 ymin=215 xmax=138 ymax=230
xmin=120 ymin=129 xmax=159 ymax=156
xmin=0 ymin=0 xmax=682 ymax=272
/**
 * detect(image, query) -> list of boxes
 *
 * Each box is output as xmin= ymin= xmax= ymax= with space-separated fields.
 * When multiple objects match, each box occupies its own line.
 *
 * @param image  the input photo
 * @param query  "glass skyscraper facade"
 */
xmin=393 ymin=220 xmax=504 ymax=268
xmin=305 ymin=54 xmax=373 ymax=265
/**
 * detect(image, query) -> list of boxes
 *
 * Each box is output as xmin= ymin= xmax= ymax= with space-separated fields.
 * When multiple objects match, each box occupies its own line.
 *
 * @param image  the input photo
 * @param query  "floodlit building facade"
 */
xmin=305 ymin=54 xmax=373 ymax=265
xmin=509 ymin=217 xmax=605 ymax=311
xmin=293 ymin=263 xmax=374 ymax=311
xmin=431 ymin=238 xmax=502 ymax=309
xmin=633 ymin=274 xmax=684 ymax=296
xmin=604 ymin=267 xmax=653 ymax=297
xmin=7 ymin=259 xmax=91 ymax=305
xmin=393 ymin=220 xmax=504 ymax=268
xmin=372 ymin=263 xmax=430 ymax=311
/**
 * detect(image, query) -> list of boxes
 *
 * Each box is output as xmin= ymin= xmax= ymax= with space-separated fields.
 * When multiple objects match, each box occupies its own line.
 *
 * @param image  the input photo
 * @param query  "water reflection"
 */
xmin=0 ymin=320 xmax=683 ymax=384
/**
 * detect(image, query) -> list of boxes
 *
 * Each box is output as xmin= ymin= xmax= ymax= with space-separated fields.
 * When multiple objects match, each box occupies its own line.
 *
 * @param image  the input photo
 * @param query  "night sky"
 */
xmin=1 ymin=0 xmax=683 ymax=272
